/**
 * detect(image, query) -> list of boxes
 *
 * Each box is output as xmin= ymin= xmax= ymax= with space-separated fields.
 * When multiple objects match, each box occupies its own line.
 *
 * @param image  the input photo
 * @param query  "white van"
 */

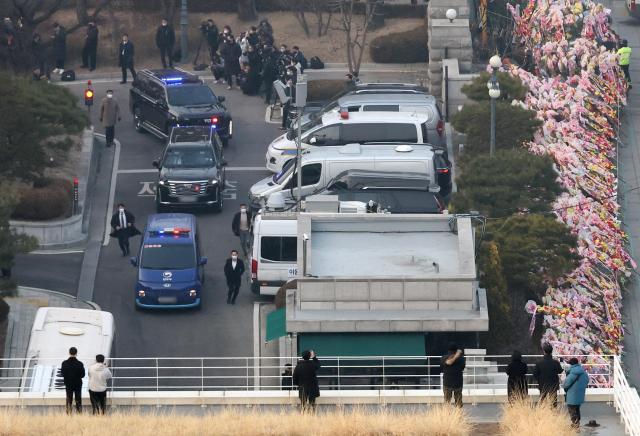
xmin=249 ymin=213 xmax=297 ymax=295
xmin=266 ymin=111 xmax=431 ymax=173
xmin=250 ymin=143 xmax=439 ymax=209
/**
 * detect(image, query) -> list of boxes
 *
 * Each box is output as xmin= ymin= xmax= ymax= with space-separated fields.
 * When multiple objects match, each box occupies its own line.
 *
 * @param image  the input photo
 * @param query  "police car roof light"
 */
xmin=163 ymin=77 xmax=183 ymax=83
xmin=152 ymin=227 xmax=191 ymax=235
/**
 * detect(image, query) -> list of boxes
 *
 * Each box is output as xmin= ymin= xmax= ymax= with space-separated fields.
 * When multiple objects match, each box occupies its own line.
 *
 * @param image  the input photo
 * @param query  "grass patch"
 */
xmin=500 ymin=400 xmax=577 ymax=436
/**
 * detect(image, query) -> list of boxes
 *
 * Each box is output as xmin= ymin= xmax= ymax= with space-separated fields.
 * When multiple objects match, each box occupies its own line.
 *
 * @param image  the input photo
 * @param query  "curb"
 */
xmin=16 ymin=286 xmax=93 ymax=309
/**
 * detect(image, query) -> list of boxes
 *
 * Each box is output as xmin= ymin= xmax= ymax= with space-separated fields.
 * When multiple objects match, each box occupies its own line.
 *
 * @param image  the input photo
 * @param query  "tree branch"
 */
xmin=32 ymin=0 xmax=64 ymax=25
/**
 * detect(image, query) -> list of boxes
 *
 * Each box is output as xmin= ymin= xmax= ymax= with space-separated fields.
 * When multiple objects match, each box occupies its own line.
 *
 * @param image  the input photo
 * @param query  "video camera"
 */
xmin=199 ymin=21 xmax=209 ymax=35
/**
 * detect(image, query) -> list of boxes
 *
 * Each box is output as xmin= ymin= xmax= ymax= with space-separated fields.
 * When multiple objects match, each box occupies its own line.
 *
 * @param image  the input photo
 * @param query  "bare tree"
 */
xmin=238 ymin=0 xmax=257 ymax=22
xmin=335 ymin=0 xmax=378 ymax=76
xmin=311 ymin=0 xmax=333 ymax=37
xmin=285 ymin=0 xmax=333 ymax=38
xmin=159 ymin=0 xmax=179 ymax=24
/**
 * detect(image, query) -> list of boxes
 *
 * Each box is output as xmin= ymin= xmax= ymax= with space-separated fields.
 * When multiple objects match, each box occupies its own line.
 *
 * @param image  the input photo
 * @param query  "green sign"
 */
xmin=266 ymin=308 xmax=287 ymax=342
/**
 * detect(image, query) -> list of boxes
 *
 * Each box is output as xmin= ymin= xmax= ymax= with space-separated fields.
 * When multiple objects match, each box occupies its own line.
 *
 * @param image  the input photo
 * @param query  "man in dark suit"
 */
xmin=223 ymin=249 xmax=245 ymax=304
xmin=118 ymin=33 xmax=136 ymax=84
xmin=109 ymin=203 xmax=140 ymax=256
xmin=155 ymin=18 xmax=175 ymax=68
xmin=533 ymin=342 xmax=563 ymax=407
xmin=81 ymin=21 xmax=99 ymax=71
xmin=293 ymin=350 xmax=321 ymax=411
xmin=61 ymin=347 xmax=85 ymax=414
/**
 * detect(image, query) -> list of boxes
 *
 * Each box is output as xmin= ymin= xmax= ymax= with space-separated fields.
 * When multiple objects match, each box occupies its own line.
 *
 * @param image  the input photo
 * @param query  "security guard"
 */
xmin=618 ymin=39 xmax=632 ymax=88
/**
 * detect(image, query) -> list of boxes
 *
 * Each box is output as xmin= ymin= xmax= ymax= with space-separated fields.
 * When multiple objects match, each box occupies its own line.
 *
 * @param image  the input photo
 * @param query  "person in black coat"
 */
xmin=61 ymin=347 xmax=85 ymax=414
xmin=293 ymin=350 xmax=321 ymax=411
xmin=51 ymin=22 xmax=66 ymax=73
xmin=205 ymin=19 xmax=220 ymax=61
xmin=441 ymin=344 xmax=466 ymax=407
xmin=220 ymin=35 xmax=241 ymax=90
xmin=31 ymin=33 xmax=50 ymax=81
xmin=118 ymin=34 xmax=136 ymax=84
xmin=109 ymin=203 xmax=140 ymax=256
xmin=532 ymin=342 xmax=563 ymax=407
xmin=81 ymin=21 xmax=99 ymax=71
xmin=261 ymin=46 xmax=278 ymax=104
xmin=506 ymin=350 xmax=529 ymax=402
xmin=223 ymin=250 xmax=245 ymax=304
xmin=156 ymin=18 xmax=175 ymax=69
xmin=281 ymin=363 xmax=293 ymax=390
xmin=240 ymin=63 xmax=261 ymax=96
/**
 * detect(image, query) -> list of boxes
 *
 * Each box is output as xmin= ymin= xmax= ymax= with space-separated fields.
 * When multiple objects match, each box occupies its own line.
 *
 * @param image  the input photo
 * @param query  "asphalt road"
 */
xmin=13 ymin=252 xmax=83 ymax=295
xmin=62 ymin=76 xmax=278 ymax=359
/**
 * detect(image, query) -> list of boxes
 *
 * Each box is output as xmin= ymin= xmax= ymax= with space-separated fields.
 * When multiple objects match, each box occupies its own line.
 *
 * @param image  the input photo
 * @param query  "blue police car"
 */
xmin=130 ymin=213 xmax=206 ymax=309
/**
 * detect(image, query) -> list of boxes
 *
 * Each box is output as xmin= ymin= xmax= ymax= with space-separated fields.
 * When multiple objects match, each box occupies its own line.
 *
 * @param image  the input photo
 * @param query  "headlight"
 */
xmin=189 ymin=289 xmax=197 ymax=297
xmin=138 ymin=290 xmax=146 ymax=297
xmin=158 ymin=180 xmax=166 ymax=186
xmin=208 ymin=179 xmax=218 ymax=185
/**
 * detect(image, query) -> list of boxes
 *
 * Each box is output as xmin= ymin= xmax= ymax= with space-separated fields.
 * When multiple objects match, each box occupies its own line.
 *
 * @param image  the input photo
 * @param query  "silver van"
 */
xmin=299 ymin=93 xmax=445 ymax=147
xmin=251 ymin=143 xmax=440 ymax=209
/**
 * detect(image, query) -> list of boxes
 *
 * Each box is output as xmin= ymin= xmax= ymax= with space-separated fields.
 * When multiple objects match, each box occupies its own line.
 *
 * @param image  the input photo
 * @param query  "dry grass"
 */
xmin=499 ymin=400 xmax=578 ymax=436
xmin=0 ymin=405 xmax=473 ymax=436
xmin=45 ymin=10 xmax=424 ymax=70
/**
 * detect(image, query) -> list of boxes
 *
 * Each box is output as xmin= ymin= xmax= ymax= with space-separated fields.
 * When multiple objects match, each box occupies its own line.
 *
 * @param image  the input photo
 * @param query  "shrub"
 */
xmin=369 ymin=25 xmax=428 ymax=63
xmin=500 ymin=400 xmax=577 ymax=436
xmin=12 ymin=178 xmax=72 ymax=221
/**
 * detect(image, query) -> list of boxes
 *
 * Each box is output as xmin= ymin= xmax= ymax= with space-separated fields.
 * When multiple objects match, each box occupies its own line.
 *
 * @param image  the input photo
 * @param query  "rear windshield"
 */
xmin=341 ymin=123 xmax=418 ymax=143
xmin=141 ymin=243 xmax=196 ymax=269
xmin=167 ymin=85 xmax=217 ymax=106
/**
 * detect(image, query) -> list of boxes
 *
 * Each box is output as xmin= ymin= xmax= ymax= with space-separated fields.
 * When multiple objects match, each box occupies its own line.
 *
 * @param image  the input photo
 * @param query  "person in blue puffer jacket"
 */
xmin=563 ymin=357 xmax=589 ymax=429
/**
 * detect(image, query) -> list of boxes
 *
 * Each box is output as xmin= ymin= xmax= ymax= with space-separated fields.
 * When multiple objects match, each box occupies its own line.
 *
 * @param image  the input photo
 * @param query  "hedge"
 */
xmin=307 ymin=80 xmax=351 ymax=102
xmin=369 ymin=24 xmax=428 ymax=63
xmin=12 ymin=178 xmax=73 ymax=221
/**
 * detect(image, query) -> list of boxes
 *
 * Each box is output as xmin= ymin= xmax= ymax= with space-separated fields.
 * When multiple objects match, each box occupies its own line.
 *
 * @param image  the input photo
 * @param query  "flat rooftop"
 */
xmin=300 ymin=214 xmax=476 ymax=279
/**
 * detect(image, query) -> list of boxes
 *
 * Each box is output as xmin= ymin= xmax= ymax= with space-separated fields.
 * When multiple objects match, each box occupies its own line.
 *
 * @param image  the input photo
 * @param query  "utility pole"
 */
xmin=180 ymin=0 xmax=188 ymax=63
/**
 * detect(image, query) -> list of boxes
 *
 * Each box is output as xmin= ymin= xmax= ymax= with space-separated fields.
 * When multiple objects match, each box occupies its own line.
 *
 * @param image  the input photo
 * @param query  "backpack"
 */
xmin=60 ymin=69 xmax=76 ymax=81
xmin=309 ymin=56 xmax=324 ymax=70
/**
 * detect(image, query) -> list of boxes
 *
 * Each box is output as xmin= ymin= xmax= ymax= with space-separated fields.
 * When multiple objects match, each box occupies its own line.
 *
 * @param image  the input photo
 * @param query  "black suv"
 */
xmin=130 ymin=68 xmax=232 ymax=145
xmin=153 ymin=126 xmax=227 ymax=212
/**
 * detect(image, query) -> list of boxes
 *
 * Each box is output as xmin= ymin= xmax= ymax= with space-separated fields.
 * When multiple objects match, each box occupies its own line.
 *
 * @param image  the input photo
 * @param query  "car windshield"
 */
xmin=141 ymin=243 xmax=196 ymax=269
xmin=299 ymin=117 xmax=323 ymax=136
xmin=162 ymin=147 xmax=215 ymax=168
xmin=310 ymin=101 xmax=340 ymax=120
xmin=167 ymin=85 xmax=217 ymax=106
xmin=273 ymin=158 xmax=297 ymax=184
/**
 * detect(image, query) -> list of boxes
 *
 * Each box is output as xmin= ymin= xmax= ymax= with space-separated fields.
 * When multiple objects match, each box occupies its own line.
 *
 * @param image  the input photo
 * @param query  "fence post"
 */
xmin=246 ymin=357 xmax=249 ymax=391
xmin=156 ymin=358 xmax=159 ymax=392
xmin=201 ymin=358 xmax=204 ymax=391
xmin=444 ymin=65 xmax=449 ymax=122
xmin=337 ymin=357 xmax=341 ymax=391
xmin=382 ymin=356 xmax=386 ymax=389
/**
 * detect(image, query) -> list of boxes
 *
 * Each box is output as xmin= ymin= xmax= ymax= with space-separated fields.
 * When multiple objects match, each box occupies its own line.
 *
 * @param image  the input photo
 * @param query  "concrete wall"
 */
xmin=427 ymin=0 xmax=473 ymax=99
xmin=441 ymin=58 xmax=480 ymax=119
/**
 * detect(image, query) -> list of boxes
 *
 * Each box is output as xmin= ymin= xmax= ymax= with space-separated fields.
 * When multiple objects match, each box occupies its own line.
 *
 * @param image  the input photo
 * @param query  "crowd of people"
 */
xmin=1 ymin=15 xmax=308 ymax=102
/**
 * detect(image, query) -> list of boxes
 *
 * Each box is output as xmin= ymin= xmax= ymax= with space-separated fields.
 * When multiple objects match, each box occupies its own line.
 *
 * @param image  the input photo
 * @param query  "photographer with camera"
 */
xmin=202 ymin=19 xmax=219 ymax=62
xmin=293 ymin=350 xmax=321 ymax=412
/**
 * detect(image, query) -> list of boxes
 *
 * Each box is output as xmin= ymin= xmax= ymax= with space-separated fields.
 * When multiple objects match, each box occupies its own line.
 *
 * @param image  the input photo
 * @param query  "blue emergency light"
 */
xmin=151 ymin=227 xmax=191 ymax=236
xmin=163 ymin=77 xmax=183 ymax=83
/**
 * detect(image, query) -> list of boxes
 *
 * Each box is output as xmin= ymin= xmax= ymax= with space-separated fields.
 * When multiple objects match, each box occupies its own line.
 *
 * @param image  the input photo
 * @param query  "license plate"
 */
xmin=177 ymin=196 xmax=198 ymax=203
xmin=158 ymin=296 xmax=177 ymax=304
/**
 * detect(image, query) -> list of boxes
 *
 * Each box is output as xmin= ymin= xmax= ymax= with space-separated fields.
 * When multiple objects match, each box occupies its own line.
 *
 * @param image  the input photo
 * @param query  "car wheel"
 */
xmin=133 ymin=107 xmax=145 ymax=133
xmin=213 ymin=187 xmax=223 ymax=212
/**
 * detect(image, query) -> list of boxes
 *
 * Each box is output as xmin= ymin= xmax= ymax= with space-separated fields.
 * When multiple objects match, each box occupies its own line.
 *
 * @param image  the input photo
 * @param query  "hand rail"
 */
xmin=613 ymin=356 xmax=640 ymax=436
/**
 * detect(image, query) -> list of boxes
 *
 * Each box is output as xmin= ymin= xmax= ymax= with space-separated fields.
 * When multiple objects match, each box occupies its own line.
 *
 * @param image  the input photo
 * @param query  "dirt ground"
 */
xmin=46 ymin=10 xmax=424 ymax=70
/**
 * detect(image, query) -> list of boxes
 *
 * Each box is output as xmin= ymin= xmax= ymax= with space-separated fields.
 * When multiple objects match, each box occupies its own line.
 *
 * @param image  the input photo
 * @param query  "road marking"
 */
xmin=103 ymin=139 xmax=121 ymax=247
xmin=118 ymin=166 xmax=265 ymax=174
xmin=30 ymin=249 xmax=85 ymax=255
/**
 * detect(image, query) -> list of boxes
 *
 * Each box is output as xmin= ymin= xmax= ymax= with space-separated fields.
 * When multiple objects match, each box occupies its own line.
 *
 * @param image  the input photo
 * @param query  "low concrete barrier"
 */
xmin=0 ymin=388 xmax=613 ymax=407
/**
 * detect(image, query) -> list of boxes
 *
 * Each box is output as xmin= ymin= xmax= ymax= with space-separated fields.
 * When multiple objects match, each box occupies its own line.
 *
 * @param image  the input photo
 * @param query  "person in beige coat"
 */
xmin=99 ymin=90 xmax=121 ymax=147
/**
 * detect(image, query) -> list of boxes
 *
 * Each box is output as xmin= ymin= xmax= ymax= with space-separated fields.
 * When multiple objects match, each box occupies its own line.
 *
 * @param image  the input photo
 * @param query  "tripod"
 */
xmin=193 ymin=34 xmax=209 ymax=68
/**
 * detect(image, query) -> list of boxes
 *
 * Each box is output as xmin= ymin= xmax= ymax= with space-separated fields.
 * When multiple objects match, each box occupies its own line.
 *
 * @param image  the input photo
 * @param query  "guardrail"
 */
xmin=0 ymin=354 xmax=615 ymax=393
xmin=613 ymin=356 xmax=640 ymax=436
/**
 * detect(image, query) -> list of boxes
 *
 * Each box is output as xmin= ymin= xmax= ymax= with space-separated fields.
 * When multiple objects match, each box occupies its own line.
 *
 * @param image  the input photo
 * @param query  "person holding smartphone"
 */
xmin=441 ymin=344 xmax=466 ymax=407
xmin=293 ymin=350 xmax=321 ymax=411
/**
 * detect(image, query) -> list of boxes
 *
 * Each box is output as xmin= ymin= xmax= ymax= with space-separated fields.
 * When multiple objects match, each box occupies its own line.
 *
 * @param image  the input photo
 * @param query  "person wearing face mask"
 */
xmin=156 ymin=18 xmax=175 ymax=69
xmin=118 ymin=33 xmax=136 ymax=84
xmin=109 ymin=203 xmax=140 ymax=257
xmin=99 ymin=90 xmax=121 ymax=147
xmin=223 ymin=250 xmax=245 ymax=305
xmin=220 ymin=35 xmax=241 ymax=90
xmin=232 ymin=204 xmax=253 ymax=256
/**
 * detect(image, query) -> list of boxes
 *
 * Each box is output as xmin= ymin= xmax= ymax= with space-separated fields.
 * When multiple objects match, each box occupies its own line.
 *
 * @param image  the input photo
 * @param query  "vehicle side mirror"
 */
xmin=217 ymin=96 xmax=226 ymax=102
xmin=286 ymin=130 xmax=295 ymax=141
xmin=308 ymin=136 xmax=317 ymax=145
xmin=152 ymin=160 xmax=159 ymax=168
xmin=130 ymin=257 xmax=138 ymax=267
xmin=221 ymin=160 xmax=228 ymax=167
xmin=199 ymin=257 xmax=208 ymax=266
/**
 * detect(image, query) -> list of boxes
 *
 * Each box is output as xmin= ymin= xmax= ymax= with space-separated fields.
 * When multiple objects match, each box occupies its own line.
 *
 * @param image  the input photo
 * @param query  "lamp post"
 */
xmin=445 ymin=8 xmax=457 ymax=23
xmin=180 ymin=0 xmax=188 ymax=64
xmin=488 ymin=54 xmax=502 ymax=157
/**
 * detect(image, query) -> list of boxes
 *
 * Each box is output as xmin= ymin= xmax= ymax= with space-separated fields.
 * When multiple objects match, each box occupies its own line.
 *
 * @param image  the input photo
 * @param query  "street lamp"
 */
xmin=180 ymin=0 xmax=188 ymax=64
xmin=488 ymin=54 xmax=502 ymax=157
xmin=446 ymin=8 xmax=457 ymax=23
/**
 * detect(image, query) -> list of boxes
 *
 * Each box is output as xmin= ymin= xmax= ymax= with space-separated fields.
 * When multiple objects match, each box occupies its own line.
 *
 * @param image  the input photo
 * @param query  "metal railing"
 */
xmin=0 ymin=354 xmax=617 ymax=394
xmin=613 ymin=356 xmax=640 ymax=436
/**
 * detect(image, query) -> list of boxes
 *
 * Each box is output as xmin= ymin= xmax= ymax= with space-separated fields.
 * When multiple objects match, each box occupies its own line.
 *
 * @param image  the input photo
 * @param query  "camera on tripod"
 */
xmin=199 ymin=21 xmax=209 ymax=36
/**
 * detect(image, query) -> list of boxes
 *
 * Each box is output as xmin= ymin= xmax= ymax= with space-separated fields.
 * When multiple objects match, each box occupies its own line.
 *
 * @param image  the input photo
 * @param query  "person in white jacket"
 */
xmin=88 ymin=354 xmax=112 ymax=414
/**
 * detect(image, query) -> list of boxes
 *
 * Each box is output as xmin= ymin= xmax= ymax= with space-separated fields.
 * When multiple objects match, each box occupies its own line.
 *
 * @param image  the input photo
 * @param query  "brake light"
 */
xmin=436 ymin=119 xmax=444 ymax=137
xmin=437 ymin=168 xmax=450 ymax=174
xmin=251 ymin=258 xmax=258 ymax=279
xmin=339 ymin=108 xmax=349 ymax=119
xmin=211 ymin=116 xmax=219 ymax=124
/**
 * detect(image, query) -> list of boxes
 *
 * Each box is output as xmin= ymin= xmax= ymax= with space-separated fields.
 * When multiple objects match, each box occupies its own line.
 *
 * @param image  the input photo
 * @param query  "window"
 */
xmin=162 ymin=147 xmax=216 ymax=168
xmin=306 ymin=125 xmax=340 ymax=146
xmin=140 ymin=244 xmax=196 ymax=269
xmin=347 ymin=105 xmax=361 ymax=112
xmin=421 ymin=122 xmax=429 ymax=143
xmin=147 ymin=82 xmax=165 ymax=101
xmin=341 ymin=123 xmax=418 ymax=143
xmin=362 ymin=105 xmax=399 ymax=112
xmin=301 ymin=163 xmax=322 ymax=186
xmin=260 ymin=237 xmax=297 ymax=262
xmin=167 ymin=85 xmax=217 ymax=106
